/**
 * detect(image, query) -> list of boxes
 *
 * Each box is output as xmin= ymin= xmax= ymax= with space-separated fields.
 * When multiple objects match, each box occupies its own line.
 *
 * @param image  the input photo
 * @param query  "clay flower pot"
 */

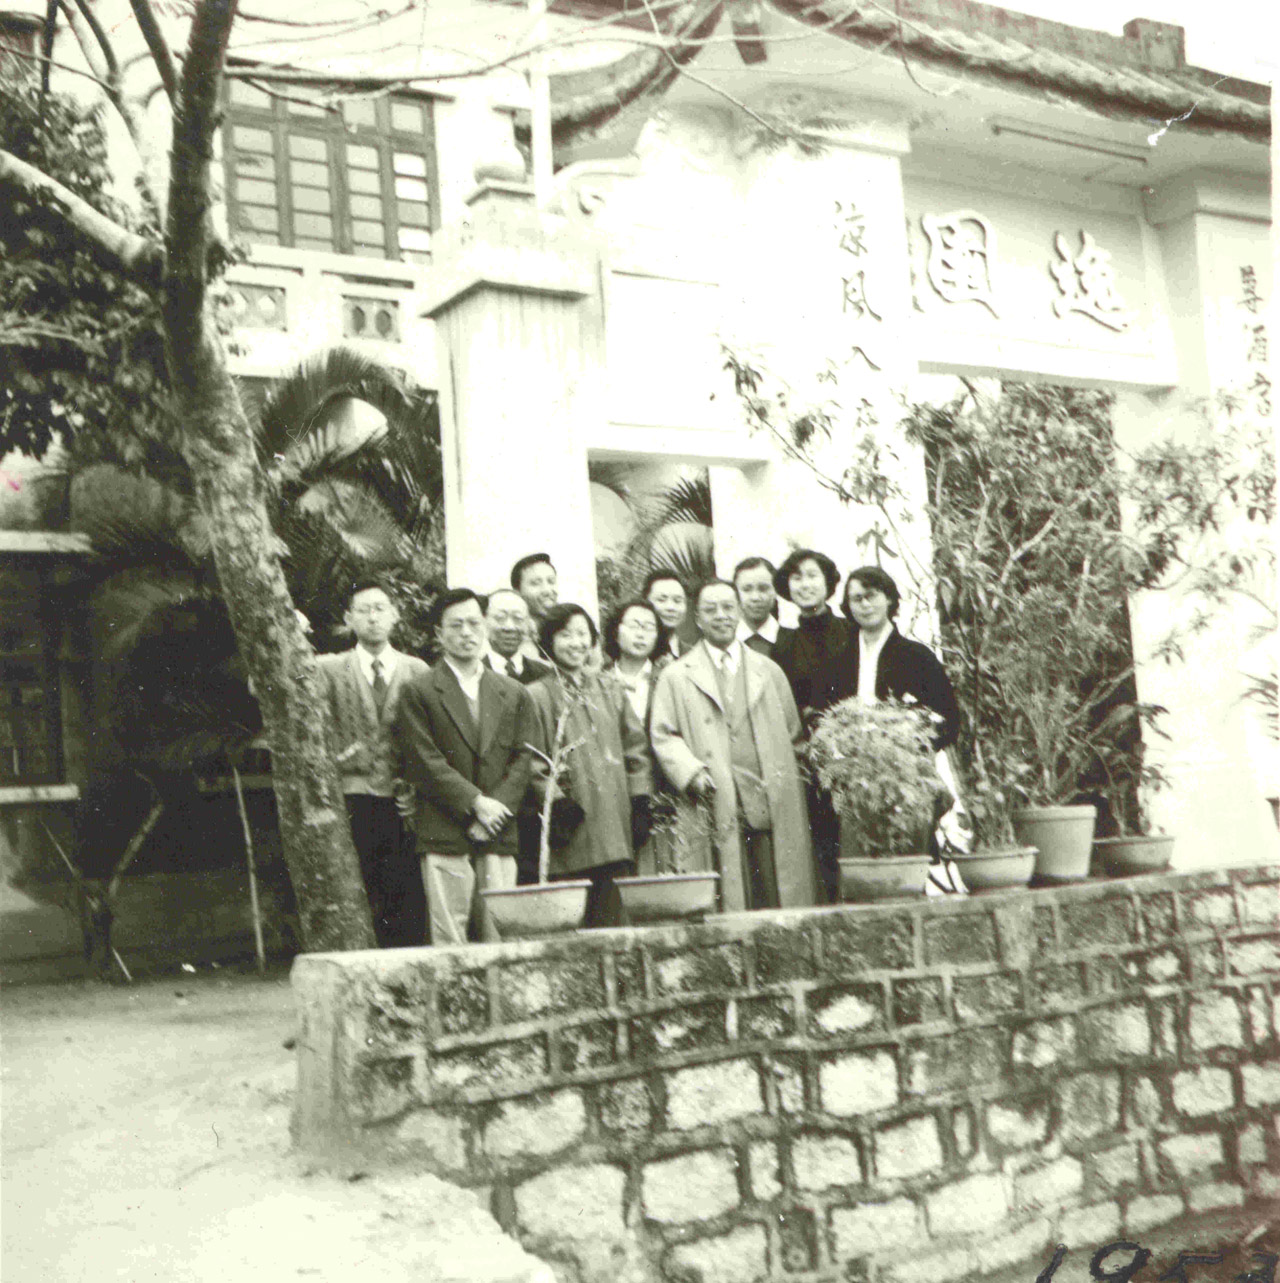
xmin=615 ymin=872 xmax=720 ymax=924
xmin=479 ymin=881 xmax=590 ymax=939
xmin=838 ymin=856 xmax=932 ymax=903
xmin=1013 ymin=804 xmax=1097 ymax=884
xmin=951 ymin=846 xmax=1037 ymax=894
xmin=1093 ymin=834 xmax=1175 ymax=878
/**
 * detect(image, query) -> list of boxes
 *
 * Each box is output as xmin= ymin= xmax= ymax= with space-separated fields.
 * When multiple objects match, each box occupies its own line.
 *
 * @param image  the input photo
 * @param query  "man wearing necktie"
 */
xmin=650 ymin=580 xmax=818 ymax=913
xmin=733 ymin=556 xmax=790 ymax=657
xmin=317 ymin=581 xmax=428 ymax=946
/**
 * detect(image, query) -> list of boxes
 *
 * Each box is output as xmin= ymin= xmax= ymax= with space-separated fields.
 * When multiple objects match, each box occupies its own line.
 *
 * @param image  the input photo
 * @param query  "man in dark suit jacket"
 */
xmin=317 ymin=580 xmax=429 ymax=947
xmin=481 ymin=588 xmax=551 ymax=885
xmin=733 ymin=556 xmax=791 ymax=658
xmin=391 ymin=588 xmax=537 ymax=944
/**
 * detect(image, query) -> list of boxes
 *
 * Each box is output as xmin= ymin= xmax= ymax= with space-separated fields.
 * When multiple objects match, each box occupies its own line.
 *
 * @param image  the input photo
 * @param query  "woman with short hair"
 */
xmin=527 ymin=603 xmax=652 ymax=925
xmin=831 ymin=566 xmax=959 ymax=751
xmin=768 ymin=548 xmax=850 ymax=902
xmin=770 ymin=548 xmax=850 ymax=720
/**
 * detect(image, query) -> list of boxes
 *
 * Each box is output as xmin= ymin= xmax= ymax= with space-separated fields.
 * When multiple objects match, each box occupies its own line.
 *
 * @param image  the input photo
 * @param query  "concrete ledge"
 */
xmin=292 ymin=862 xmax=1280 ymax=1281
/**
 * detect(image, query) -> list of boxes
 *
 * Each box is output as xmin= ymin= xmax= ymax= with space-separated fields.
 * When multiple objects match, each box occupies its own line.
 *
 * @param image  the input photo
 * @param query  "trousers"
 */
xmin=420 ymin=852 xmax=517 ymax=944
xmin=346 ymin=794 xmax=426 ymax=947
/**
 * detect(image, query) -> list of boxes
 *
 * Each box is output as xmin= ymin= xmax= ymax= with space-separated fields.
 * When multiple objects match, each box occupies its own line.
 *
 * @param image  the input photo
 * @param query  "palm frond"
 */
xmin=651 ymin=474 xmax=713 ymax=528
xmin=71 ymin=466 xmax=203 ymax=579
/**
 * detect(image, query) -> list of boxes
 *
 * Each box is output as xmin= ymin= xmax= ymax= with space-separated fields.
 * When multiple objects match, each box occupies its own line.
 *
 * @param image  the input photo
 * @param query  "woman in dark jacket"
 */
xmin=527 ymin=604 xmax=652 ymax=926
xmin=770 ymin=549 xmax=850 ymax=720
xmin=829 ymin=566 xmax=959 ymax=751
xmin=769 ymin=548 xmax=849 ymax=902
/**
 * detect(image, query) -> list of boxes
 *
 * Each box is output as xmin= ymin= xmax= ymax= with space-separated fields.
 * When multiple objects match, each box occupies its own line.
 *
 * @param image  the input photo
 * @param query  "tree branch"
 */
xmin=129 ymin=0 xmax=179 ymax=101
xmin=164 ymin=0 xmax=238 ymax=390
xmin=0 ymin=146 xmax=163 ymax=285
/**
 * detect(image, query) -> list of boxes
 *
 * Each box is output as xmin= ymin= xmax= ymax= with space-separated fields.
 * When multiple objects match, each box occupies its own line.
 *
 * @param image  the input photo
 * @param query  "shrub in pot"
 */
xmin=615 ymin=796 xmax=719 ymax=923
xmin=806 ymin=697 xmax=942 ymax=902
xmin=1093 ymin=766 xmax=1176 ymax=877
xmin=945 ymin=751 xmax=1037 ymax=894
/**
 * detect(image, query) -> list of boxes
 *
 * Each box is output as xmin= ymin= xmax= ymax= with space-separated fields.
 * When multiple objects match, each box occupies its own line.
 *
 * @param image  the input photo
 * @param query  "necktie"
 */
xmin=505 ymin=657 xmax=517 ymax=678
xmin=371 ymin=658 xmax=387 ymax=711
xmin=716 ymin=653 xmax=734 ymax=713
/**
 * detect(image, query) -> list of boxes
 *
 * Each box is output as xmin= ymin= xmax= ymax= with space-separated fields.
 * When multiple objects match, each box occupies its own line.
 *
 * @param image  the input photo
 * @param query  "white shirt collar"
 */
xmin=616 ymin=658 xmax=653 ymax=688
xmin=707 ymin=638 xmax=744 ymax=673
xmin=355 ymin=645 xmax=399 ymax=686
xmin=856 ymin=626 xmax=894 ymax=704
xmin=443 ymin=657 xmax=483 ymax=702
xmin=736 ymin=616 xmax=780 ymax=644
xmin=488 ymin=649 xmax=523 ymax=676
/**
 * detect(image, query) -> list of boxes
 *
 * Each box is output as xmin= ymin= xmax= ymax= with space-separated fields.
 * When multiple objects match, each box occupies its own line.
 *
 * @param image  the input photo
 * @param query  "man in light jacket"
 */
xmin=317 ymin=580 xmax=428 ymax=946
xmin=650 ymin=579 xmax=818 ymax=912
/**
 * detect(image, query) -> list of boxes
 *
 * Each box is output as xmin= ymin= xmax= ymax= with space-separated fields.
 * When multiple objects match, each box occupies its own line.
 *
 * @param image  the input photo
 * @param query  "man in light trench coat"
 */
xmin=650 ymin=579 xmax=818 ymax=911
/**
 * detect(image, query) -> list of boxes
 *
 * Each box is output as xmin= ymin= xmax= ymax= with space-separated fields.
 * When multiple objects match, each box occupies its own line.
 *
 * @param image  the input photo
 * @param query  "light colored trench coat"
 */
xmin=650 ymin=641 xmax=818 ymax=911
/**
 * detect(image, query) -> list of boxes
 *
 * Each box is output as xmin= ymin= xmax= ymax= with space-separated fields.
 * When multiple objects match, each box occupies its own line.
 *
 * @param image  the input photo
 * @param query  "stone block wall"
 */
xmin=292 ymin=865 xmax=1280 ymax=1282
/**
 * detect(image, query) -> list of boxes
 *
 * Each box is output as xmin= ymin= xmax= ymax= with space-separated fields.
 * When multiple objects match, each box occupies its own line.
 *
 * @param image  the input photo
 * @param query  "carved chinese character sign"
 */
xmin=921 ymin=211 xmax=999 ymax=317
xmin=1050 ymin=230 xmax=1135 ymax=331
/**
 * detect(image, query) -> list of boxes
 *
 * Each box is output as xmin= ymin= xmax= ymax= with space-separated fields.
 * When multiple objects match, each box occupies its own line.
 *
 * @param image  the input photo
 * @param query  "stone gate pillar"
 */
xmin=423 ymin=173 xmax=603 ymax=614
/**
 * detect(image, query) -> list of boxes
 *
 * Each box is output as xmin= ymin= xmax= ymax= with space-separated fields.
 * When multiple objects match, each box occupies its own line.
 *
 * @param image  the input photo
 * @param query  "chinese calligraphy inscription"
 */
xmin=1050 ymin=230 xmax=1135 ymax=332
xmin=921 ymin=210 xmax=1000 ymax=317
xmin=835 ymin=199 xmax=884 ymax=366
xmin=1240 ymin=266 xmax=1270 ymax=417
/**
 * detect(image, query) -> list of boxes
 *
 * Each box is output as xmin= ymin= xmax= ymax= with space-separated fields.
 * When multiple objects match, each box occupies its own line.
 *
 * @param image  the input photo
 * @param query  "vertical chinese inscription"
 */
xmin=1049 ymin=230 xmax=1135 ymax=331
xmin=835 ymin=199 xmax=883 ymax=371
xmin=921 ymin=210 xmax=999 ymax=317
xmin=1240 ymin=266 xmax=1270 ymax=416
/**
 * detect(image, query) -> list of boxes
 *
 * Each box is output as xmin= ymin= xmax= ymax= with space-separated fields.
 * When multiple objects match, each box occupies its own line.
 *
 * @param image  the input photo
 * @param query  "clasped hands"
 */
xmin=467 ymin=794 xmax=512 ymax=845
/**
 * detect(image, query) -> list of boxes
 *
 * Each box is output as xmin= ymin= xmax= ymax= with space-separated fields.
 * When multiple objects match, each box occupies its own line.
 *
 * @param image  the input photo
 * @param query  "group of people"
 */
xmin=317 ymin=548 xmax=960 ymax=947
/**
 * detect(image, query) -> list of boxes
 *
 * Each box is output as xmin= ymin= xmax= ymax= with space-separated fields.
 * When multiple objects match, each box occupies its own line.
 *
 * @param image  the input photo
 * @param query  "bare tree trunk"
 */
xmin=157 ymin=0 xmax=375 ymax=953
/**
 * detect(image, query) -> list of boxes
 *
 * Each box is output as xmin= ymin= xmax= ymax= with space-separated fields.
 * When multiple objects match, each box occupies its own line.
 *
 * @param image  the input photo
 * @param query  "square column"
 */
xmin=422 ymin=183 xmax=604 ymax=613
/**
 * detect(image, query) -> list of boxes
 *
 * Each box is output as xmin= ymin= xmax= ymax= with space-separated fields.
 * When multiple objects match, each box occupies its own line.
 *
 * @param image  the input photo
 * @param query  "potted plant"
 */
xmin=806 ymin=697 xmax=941 ymax=901
xmin=615 ymin=796 xmax=720 ymax=923
xmin=944 ymin=745 xmax=1038 ymax=894
xmin=1092 ymin=763 xmax=1176 ymax=877
xmin=478 ymin=694 xmax=591 ymax=939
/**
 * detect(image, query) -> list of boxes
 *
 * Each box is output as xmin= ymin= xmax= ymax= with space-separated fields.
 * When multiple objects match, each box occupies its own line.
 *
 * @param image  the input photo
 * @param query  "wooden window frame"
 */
xmin=0 ymin=590 xmax=64 ymax=787
xmin=223 ymin=83 xmax=439 ymax=262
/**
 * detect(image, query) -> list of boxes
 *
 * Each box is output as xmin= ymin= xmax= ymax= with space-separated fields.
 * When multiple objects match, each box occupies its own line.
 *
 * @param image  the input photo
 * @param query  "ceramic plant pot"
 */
xmin=951 ymin=846 xmax=1037 ymax=894
xmin=838 ymin=856 xmax=932 ymax=903
xmin=615 ymin=872 xmax=720 ymax=923
xmin=479 ymin=880 xmax=590 ymax=939
xmin=1093 ymin=834 xmax=1175 ymax=878
xmin=1013 ymin=805 xmax=1097 ymax=885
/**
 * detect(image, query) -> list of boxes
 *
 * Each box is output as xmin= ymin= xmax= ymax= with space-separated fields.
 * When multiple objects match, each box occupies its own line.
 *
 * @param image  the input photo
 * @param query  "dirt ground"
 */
xmin=0 ymin=964 xmax=551 ymax=1283
xmin=1 ymin=964 xmax=1274 ymax=1283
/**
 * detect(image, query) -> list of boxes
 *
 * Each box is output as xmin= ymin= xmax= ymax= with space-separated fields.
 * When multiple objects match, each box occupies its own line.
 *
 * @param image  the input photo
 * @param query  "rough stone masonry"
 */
xmin=292 ymin=864 xmax=1280 ymax=1283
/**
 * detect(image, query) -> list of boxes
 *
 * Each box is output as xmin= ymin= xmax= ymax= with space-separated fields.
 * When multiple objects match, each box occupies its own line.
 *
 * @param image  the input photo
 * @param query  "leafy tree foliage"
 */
xmin=0 ymin=84 xmax=170 ymax=461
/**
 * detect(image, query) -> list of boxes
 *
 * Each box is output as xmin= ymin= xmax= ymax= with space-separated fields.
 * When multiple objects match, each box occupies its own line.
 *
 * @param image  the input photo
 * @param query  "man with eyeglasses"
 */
xmin=391 ymin=588 xmax=537 ymax=943
xmin=317 ymin=579 xmax=429 ymax=946
xmin=482 ymin=589 xmax=552 ymax=686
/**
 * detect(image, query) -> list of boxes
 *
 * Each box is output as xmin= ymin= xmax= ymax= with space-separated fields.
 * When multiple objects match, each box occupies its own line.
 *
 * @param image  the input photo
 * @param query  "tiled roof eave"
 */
xmin=767 ymin=0 xmax=1270 ymax=138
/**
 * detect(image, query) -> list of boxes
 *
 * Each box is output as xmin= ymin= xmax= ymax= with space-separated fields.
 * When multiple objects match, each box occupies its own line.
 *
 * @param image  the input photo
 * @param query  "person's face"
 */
xmin=734 ymin=565 xmax=776 ymax=629
xmin=696 ymin=584 xmax=740 ymax=647
xmin=346 ymin=588 xmax=398 ymax=649
xmin=436 ymin=598 xmax=485 ymax=662
xmin=486 ymin=591 xmax=529 ymax=659
xmin=789 ymin=559 xmax=830 ymax=612
xmin=846 ymin=580 xmax=892 ymax=632
xmin=647 ymin=578 xmax=687 ymax=630
xmin=617 ymin=605 xmax=660 ymax=661
xmin=550 ymin=615 xmax=594 ymax=672
xmin=518 ymin=563 xmax=558 ymax=620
